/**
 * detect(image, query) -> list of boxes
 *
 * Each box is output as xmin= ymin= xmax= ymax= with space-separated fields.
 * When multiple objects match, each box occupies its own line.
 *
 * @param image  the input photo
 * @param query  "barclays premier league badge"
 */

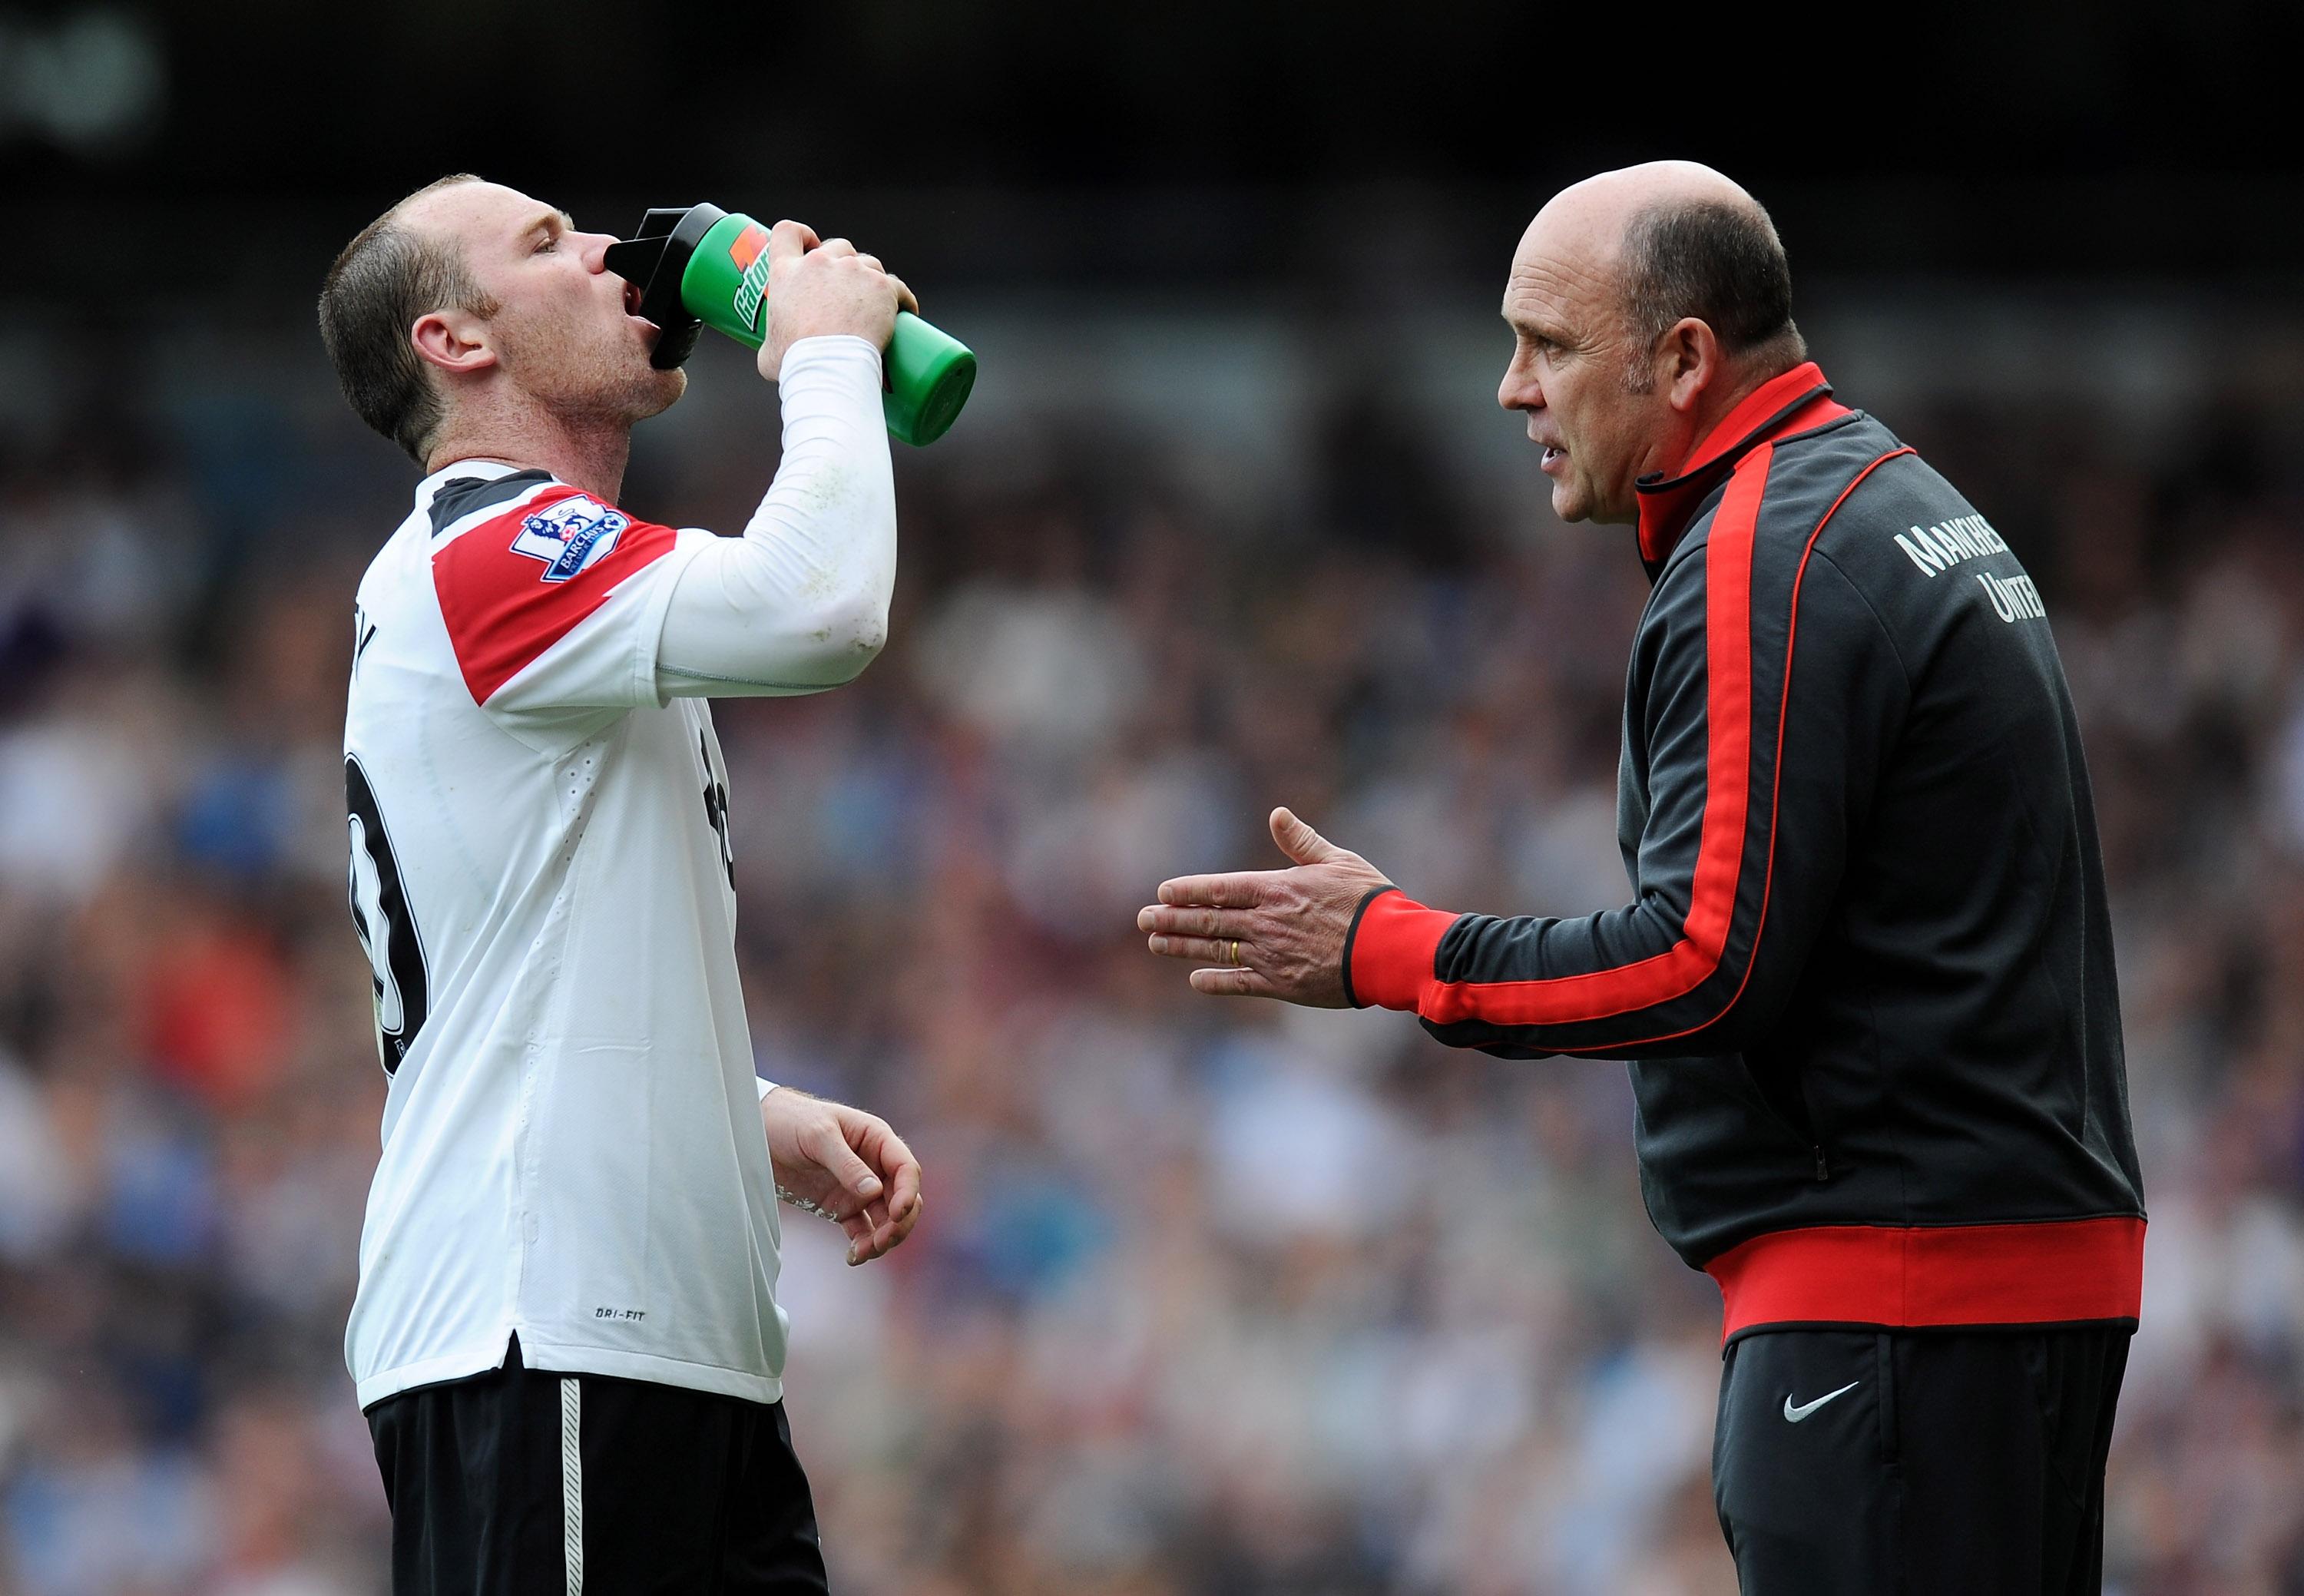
xmin=511 ymin=497 xmax=630 ymax=582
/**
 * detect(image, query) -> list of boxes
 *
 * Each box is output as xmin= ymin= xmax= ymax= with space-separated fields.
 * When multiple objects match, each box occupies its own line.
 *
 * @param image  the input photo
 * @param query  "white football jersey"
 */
xmin=343 ymin=460 xmax=786 ymax=1409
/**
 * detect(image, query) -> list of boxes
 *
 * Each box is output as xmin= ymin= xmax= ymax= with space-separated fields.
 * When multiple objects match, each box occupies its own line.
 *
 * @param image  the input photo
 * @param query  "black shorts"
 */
xmin=1712 ymin=1323 xmax=2130 ymax=1596
xmin=367 ymin=1336 xmax=829 ymax=1595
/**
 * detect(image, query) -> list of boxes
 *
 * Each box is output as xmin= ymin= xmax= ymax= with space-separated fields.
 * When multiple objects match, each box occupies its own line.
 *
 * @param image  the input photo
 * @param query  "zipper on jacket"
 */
xmin=1812 ymin=1147 xmax=1830 ymax=1182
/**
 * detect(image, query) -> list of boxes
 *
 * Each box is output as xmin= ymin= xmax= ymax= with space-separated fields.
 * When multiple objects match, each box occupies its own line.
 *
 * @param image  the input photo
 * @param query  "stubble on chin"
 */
xmin=558 ymin=356 xmax=685 ymax=429
xmin=501 ymin=314 xmax=688 ymax=430
xmin=631 ymin=365 xmax=687 ymax=421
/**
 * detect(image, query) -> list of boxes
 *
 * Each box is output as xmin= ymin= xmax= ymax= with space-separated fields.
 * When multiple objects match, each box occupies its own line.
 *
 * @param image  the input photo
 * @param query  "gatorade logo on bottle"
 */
xmin=728 ymin=222 xmax=773 ymax=335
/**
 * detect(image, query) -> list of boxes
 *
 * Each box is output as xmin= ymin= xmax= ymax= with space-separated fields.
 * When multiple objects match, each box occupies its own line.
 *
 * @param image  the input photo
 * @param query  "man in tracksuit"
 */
xmin=1138 ymin=161 xmax=2144 ymax=1594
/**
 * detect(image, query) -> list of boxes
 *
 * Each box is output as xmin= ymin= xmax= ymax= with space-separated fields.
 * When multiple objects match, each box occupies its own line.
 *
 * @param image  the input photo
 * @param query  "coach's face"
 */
xmin=406 ymin=180 xmax=686 ymax=425
xmin=1497 ymin=201 xmax=1672 ymax=527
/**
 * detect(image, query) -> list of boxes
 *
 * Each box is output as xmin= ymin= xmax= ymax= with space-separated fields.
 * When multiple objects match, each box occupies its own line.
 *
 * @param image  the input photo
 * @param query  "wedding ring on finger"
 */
xmin=1228 ymin=939 xmax=1242 ymax=968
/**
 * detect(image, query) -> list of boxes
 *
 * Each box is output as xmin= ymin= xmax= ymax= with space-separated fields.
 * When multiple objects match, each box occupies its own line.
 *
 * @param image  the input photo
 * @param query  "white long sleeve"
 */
xmin=653 ymin=336 xmax=896 ymax=698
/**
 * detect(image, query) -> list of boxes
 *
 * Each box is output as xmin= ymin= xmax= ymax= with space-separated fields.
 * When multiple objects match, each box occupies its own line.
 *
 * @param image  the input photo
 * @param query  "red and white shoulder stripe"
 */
xmin=432 ymin=486 xmax=677 ymax=706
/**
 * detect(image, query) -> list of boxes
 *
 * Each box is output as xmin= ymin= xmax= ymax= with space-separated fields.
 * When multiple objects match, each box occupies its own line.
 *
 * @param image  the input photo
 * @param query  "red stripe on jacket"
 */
xmin=432 ymin=486 xmax=676 ymax=707
xmin=1351 ymin=444 xmax=1770 ymax=1022
xmin=1704 ymin=1217 xmax=2146 ymax=1340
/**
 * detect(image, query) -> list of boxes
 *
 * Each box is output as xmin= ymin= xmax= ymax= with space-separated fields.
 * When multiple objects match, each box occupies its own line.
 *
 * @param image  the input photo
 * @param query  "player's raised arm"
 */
xmin=651 ymin=222 xmax=914 ymax=699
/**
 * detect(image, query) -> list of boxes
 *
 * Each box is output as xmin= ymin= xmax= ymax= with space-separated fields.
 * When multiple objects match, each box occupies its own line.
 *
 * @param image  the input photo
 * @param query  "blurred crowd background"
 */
xmin=0 ymin=280 xmax=2302 ymax=1595
xmin=5 ymin=2 xmax=2304 ymax=1593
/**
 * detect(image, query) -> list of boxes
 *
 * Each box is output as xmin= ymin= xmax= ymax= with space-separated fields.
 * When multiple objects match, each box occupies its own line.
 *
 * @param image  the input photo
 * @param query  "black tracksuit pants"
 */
xmin=1713 ymin=1325 xmax=2130 ymax=1595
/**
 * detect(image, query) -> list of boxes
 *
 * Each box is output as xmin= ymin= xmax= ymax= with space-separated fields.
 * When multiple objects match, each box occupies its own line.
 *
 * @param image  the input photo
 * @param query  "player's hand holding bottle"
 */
xmin=758 ymin=220 xmax=919 ymax=382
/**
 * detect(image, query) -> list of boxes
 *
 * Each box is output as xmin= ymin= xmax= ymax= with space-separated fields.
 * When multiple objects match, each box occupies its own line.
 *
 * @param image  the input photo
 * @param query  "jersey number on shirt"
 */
xmin=347 ymin=755 xmax=430 ymax=1074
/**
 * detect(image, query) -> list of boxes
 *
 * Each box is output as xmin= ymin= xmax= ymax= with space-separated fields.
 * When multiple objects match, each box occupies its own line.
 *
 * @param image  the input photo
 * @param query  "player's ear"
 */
xmin=411 ymin=309 xmax=498 ymax=376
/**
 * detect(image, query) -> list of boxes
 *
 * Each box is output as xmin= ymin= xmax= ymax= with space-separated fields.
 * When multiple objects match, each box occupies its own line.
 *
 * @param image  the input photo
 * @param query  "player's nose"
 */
xmin=575 ymin=231 xmax=618 ymax=272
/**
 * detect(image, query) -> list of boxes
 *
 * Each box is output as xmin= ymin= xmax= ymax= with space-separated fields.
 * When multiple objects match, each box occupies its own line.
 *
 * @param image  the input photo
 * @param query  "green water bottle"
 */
xmin=604 ymin=203 xmax=976 ymax=447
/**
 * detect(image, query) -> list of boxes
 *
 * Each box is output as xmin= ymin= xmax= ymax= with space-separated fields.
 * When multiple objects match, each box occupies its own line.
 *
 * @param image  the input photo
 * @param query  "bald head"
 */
xmin=1498 ymin=163 xmax=1804 ymax=525
xmin=1537 ymin=160 xmax=1759 ymax=245
xmin=1527 ymin=162 xmax=1802 ymax=390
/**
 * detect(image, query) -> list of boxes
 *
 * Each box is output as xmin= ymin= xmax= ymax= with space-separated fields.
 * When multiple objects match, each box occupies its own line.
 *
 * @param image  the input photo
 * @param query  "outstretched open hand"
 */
xmin=1137 ymin=807 xmax=1392 ymax=1006
xmin=760 ymin=1088 xmax=924 ymax=1266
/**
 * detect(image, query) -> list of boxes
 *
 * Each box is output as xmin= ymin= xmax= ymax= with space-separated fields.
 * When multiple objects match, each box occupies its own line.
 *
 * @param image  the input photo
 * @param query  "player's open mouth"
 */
xmin=1541 ymin=445 xmax=1565 ymax=471
xmin=623 ymin=280 xmax=661 ymax=347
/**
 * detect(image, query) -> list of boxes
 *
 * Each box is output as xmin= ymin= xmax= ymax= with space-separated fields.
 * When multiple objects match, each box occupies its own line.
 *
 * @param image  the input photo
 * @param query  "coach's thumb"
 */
xmin=1271 ymin=807 xmax=1341 ymax=867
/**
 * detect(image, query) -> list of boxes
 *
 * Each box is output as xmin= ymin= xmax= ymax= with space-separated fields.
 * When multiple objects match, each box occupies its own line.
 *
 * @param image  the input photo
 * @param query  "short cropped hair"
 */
xmin=318 ymin=174 xmax=500 ymax=464
xmin=1620 ymin=197 xmax=1804 ymax=391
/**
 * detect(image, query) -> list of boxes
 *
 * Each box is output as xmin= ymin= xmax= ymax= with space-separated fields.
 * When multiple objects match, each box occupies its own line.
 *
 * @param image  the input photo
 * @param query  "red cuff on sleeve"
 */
xmin=1347 ymin=889 xmax=1459 ymax=1012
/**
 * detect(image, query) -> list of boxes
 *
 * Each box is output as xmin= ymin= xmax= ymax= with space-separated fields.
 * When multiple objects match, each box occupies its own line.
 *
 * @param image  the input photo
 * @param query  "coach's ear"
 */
xmin=1657 ymin=316 xmax=1723 ymax=415
xmin=411 ymin=308 xmax=498 ymax=376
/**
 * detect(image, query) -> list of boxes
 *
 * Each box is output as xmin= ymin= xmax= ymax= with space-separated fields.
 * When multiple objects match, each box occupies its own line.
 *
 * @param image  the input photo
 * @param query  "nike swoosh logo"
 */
xmin=1782 ymin=1381 xmax=1859 ymax=1422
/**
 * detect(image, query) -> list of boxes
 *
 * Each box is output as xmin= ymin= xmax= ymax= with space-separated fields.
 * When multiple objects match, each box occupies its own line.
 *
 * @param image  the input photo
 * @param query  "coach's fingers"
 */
xmin=1187 ymin=964 xmax=1286 ymax=999
xmin=1137 ymin=902 xmax=1254 ymax=939
xmin=813 ymin=236 xmax=859 ymax=260
xmin=1145 ymin=932 xmax=1254 ymax=965
xmin=886 ymin=273 xmax=919 ymax=316
xmin=1156 ymin=871 xmax=1270 ymax=909
xmin=1186 ymin=964 xmax=1285 ymax=998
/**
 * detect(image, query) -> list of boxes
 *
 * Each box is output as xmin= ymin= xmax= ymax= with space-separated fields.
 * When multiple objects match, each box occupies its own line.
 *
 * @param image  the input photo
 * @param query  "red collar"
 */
xmin=1634 ymin=363 xmax=1849 ymax=567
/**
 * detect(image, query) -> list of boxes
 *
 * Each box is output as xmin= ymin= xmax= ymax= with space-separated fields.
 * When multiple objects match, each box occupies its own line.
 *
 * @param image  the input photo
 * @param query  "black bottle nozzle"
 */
xmin=602 ymin=203 xmax=726 ymax=371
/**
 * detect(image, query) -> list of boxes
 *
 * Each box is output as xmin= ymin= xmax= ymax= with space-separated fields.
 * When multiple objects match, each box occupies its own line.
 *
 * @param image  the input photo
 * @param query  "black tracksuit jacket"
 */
xmin=1345 ymin=364 xmax=2146 ymax=1339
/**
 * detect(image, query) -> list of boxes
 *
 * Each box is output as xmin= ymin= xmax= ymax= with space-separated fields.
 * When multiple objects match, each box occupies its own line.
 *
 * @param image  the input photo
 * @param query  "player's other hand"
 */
xmin=760 ymin=1088 xmax=924 ymax=1265
xmin=1137 ymin=807 xmax=1392 ymax=1007
xmin=758 ymin=220 xmax=919 ymax=382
